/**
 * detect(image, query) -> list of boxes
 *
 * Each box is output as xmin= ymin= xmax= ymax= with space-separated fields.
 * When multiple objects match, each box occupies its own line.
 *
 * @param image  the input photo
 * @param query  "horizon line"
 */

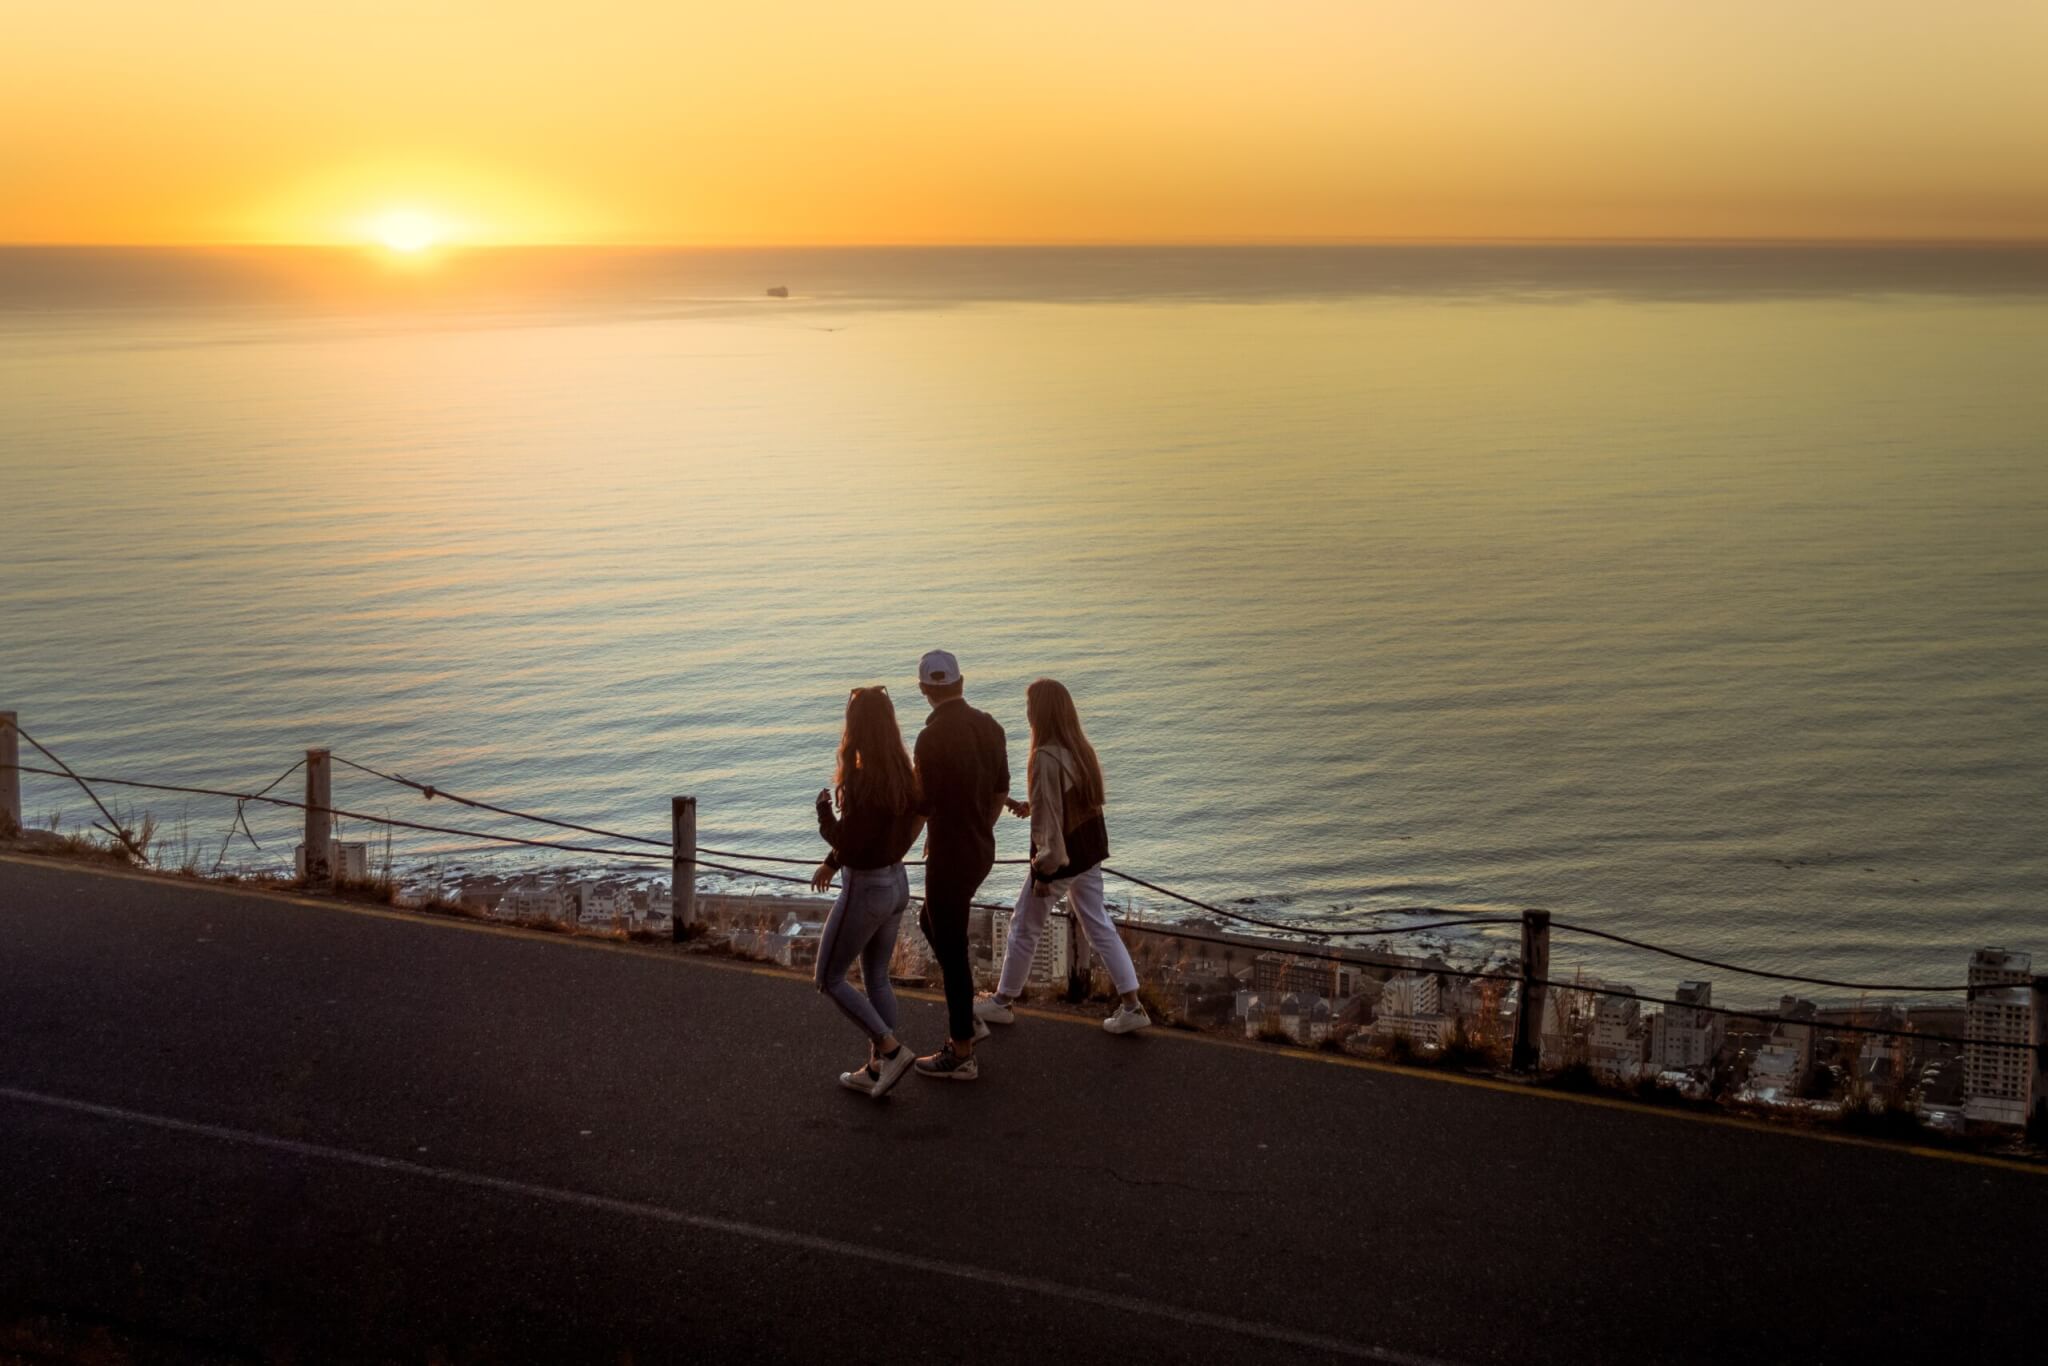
xmin=6 ymin=235 xmax=2048 ymax=251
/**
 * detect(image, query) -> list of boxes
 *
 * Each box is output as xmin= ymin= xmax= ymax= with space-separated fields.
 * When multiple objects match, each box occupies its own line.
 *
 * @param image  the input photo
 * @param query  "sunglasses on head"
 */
xmin=850 ymin=685 xmax=889 ymax=699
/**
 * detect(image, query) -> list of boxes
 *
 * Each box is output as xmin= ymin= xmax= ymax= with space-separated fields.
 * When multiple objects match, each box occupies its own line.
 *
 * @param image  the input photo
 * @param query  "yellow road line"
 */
xmin=4 ymin=850 xmax=2040 ymax=1178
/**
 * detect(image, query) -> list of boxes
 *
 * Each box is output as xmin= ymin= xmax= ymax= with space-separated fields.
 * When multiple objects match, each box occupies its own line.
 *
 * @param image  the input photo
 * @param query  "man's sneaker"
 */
xmin=914 ymin=1045 xmax=980 ymax=1082
xmin=1104 ymin=1004 xmax=1152 ymax=1035
xmin=838 ymin=1062 xmax=879 ymax=1094
xmin=973 ymin=995 xmax=1016 ymax=1025
xmin=972 ymin=1017 xmax=992 ymax=1042
xmin=869 ymin=1046 xmax=915 ymax=1100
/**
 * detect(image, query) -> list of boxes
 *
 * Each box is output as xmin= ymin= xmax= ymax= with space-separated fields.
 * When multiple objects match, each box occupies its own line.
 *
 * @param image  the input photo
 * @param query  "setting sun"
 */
xmin=371 ymin=209 xmax=442 ymax=253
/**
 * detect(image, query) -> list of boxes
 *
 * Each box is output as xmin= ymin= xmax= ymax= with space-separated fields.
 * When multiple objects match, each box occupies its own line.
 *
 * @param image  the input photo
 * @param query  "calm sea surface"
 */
xmin=4 ymin=246 xmax=2046 ymax=1001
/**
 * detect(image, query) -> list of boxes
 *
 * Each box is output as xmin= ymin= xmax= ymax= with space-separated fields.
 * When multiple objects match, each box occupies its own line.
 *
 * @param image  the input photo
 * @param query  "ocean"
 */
xmin=4 ymin=245 xmax=2045 ymax=1001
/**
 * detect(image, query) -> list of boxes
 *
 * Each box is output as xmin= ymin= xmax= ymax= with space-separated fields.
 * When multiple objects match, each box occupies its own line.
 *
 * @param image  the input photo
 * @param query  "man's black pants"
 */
xmin=920 ymin=856 xmax=991 ymax=1044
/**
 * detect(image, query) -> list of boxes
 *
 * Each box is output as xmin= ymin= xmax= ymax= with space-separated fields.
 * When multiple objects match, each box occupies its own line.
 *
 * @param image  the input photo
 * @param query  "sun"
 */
xmin=370 ymin=209 xmax=443 ymax=253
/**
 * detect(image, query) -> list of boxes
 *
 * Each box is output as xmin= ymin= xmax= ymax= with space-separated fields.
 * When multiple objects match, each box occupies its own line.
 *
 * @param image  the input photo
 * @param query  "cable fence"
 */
xmin=3 ymin=714 xmax=2041 ymax=1134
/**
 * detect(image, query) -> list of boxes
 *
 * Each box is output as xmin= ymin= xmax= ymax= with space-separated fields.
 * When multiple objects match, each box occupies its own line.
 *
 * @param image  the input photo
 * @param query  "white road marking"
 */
xmin=2 ymin=1083 xmax=1459 ymax=1366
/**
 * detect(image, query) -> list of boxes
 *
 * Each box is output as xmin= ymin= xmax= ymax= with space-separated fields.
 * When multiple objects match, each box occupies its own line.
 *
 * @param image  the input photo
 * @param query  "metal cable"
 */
xmin=10 ymin=747 xmax=2032 ymax=1006
xmin=332 ymin=754 xmax=1031 ymax=867
xmin=210 ymin=757 xmax=307 ymax=874
xmin=1547 ymin=920 xmax=1990 ymax=996
xmin=327 ymin=753 xmax=1475 ymax=938
xmin=5 ymin=722 xmax=147 ymax=861
xmin=1101 ymin=865 xmax=1501 ymax=940
xmin=331 ymin=755 xmax=673 ymax=848
xmin=10 ymin=764 xmax=778 ymax=879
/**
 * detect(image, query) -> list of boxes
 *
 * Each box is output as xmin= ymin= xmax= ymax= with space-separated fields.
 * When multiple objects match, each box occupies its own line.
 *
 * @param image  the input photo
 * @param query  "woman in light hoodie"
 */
xmin=974 ymin=678 xmax=1150 ymax=1035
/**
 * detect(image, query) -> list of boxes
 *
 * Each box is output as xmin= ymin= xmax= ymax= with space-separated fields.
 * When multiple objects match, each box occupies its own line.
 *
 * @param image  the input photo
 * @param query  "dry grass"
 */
xmin=8 ymin=826 xmax=134 ymax=867
xmin=2 ymin=1310 xmax=158 ymax=1366
xmin=329 ymin=873 xmax=399 ymax=906
xmin=1134 ymin=983 xmax=1173 ymax=1024
xmin=411 ymin=894 xmax=487 ymax=921
xmin=1437 ymin=1030 xmax=1500 ymax=1072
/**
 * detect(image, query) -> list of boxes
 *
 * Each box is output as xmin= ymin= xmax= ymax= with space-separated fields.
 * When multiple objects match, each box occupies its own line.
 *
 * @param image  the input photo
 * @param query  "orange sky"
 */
xmin=5 ymin=2 xmax=2046 ymax=246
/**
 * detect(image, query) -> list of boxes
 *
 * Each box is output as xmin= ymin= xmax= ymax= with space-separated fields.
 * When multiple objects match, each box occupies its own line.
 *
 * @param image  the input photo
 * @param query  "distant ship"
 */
xmin=766 ymin=285 xmax=789 ymax=298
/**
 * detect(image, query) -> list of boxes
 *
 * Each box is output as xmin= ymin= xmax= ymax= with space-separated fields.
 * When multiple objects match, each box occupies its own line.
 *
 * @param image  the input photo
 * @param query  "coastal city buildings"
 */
xmin=1372 ymin=971 xmax=1451 ymax=1050
xmin=294 ymin=840 xmax=369 ymax=882
xmin=1651 ymin=980 xmax=1722 ymax=1073
xmin=493 ymin=877 xmax=572 ymax=924
xmin=1274 ymin=993 xmax=1333 ymax=1044
xmin=1254 ymin=952 xmax=1361 ymax=1005
xmin=1242 ymin=989 xmax=1332 ymax=1044
xmin=571 ymin=881 xmax=634 ymax=929
xmin=1539 ymin=976 xmax=1601 ymax=1070
xmin=629 ymin=886 xmax=2043 ymax=1134
xmin=1746 ymin=1043 xmax=1805 ymax=1102
xmin=1773 ymin=997 xmax=1819 ymax=1081
xmin=767 ymin=912 xmax=824 ymax=971
xmin=1853 ymin=1004 xmax=1909 ymax=1105
xmin=489 ymin=877 xmax=644 ymax=931
xmin=1589 ymin=987 xmax=1649 ymax=1085
xmin=1964 ymin=948 xmax=2038 ymax=1127
xmin=992 ymin=908 xmax=1074 ymax=988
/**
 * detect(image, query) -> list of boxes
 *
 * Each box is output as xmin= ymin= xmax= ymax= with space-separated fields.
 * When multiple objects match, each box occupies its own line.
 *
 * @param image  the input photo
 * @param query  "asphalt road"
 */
xmin=2 ymin=855 xmax=2042 ymax=1365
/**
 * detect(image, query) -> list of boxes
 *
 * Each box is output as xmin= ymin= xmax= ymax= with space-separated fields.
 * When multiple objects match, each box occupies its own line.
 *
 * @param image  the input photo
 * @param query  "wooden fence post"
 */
xmin=2033 ymin=975 xmax=2048 ymax=1135
xmin=671 ymin=796 xmax=697 ymax=940
xmin=303 ymin=749 xmax=333 ymax=889
xmin=1512 ymin=909 xmax=1552 ymax=1072
xmin=0 ymin=712 xmax=19 ymax=836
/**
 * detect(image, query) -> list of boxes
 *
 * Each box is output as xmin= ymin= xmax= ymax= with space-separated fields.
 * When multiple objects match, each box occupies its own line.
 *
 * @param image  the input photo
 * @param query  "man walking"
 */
xmin=910 ymin=649 xmax=1009 ymax=1082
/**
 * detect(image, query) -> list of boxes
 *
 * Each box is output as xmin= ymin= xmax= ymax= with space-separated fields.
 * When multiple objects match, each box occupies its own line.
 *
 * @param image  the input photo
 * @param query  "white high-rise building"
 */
xmin=991 ymin=909 xmax=1073 ymax=988
xmin=494 ymin=878 xmax=572 ymax=924
xmin=1964 ymin=948 xmax=2038 ymax=1128
xmin=1372 ymin=972 xmax=1450 ymax=1049
xmin=571 ymin=881 xmax=632 ymax=928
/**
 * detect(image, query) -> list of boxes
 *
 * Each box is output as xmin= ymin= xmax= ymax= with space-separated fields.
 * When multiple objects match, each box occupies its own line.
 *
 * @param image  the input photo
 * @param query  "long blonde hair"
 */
xmin=1025 ymin=678 xmax=1105 ymax=809
xmin=836 ymin=686 xmax=917 ymax=815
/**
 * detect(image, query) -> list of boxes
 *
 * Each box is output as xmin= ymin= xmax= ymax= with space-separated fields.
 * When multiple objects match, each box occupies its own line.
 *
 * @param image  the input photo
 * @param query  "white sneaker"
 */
xmin=973 ymin=995 xmax=1016 ymax=1025
xmin=869 ymin=1045 xmax=916 ymax=1100
xmin=1104 ymin=1004 xmax=1152 ymax=1035
xmin=972 ymin=1017 xmax=992 ymax=1042
xmin=838 ymin=1063 xmax=878 ymax=1094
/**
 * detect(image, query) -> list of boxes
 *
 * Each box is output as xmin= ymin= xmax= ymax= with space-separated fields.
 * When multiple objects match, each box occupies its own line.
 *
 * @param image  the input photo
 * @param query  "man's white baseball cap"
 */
xmin=918 ymin=650 xmax=962 ymax=687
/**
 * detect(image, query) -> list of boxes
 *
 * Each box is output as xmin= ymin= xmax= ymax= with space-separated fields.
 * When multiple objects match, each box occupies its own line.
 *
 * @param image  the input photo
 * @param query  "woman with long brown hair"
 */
xmin=975 ymin=678 xmax=1150 ymax=1035
xmin=810 ymin=684 xmax=925 ymax=1097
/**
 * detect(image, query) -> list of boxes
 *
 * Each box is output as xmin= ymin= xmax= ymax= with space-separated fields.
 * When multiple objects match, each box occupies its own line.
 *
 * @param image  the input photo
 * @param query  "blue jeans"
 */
xmin=814 ymin=864 xmax=909 ymax=1042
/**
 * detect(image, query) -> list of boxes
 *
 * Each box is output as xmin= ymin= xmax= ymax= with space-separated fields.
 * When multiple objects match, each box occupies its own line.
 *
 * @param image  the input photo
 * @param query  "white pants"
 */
xmin=996 ymin=864 xmax=1140 ymax=1000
